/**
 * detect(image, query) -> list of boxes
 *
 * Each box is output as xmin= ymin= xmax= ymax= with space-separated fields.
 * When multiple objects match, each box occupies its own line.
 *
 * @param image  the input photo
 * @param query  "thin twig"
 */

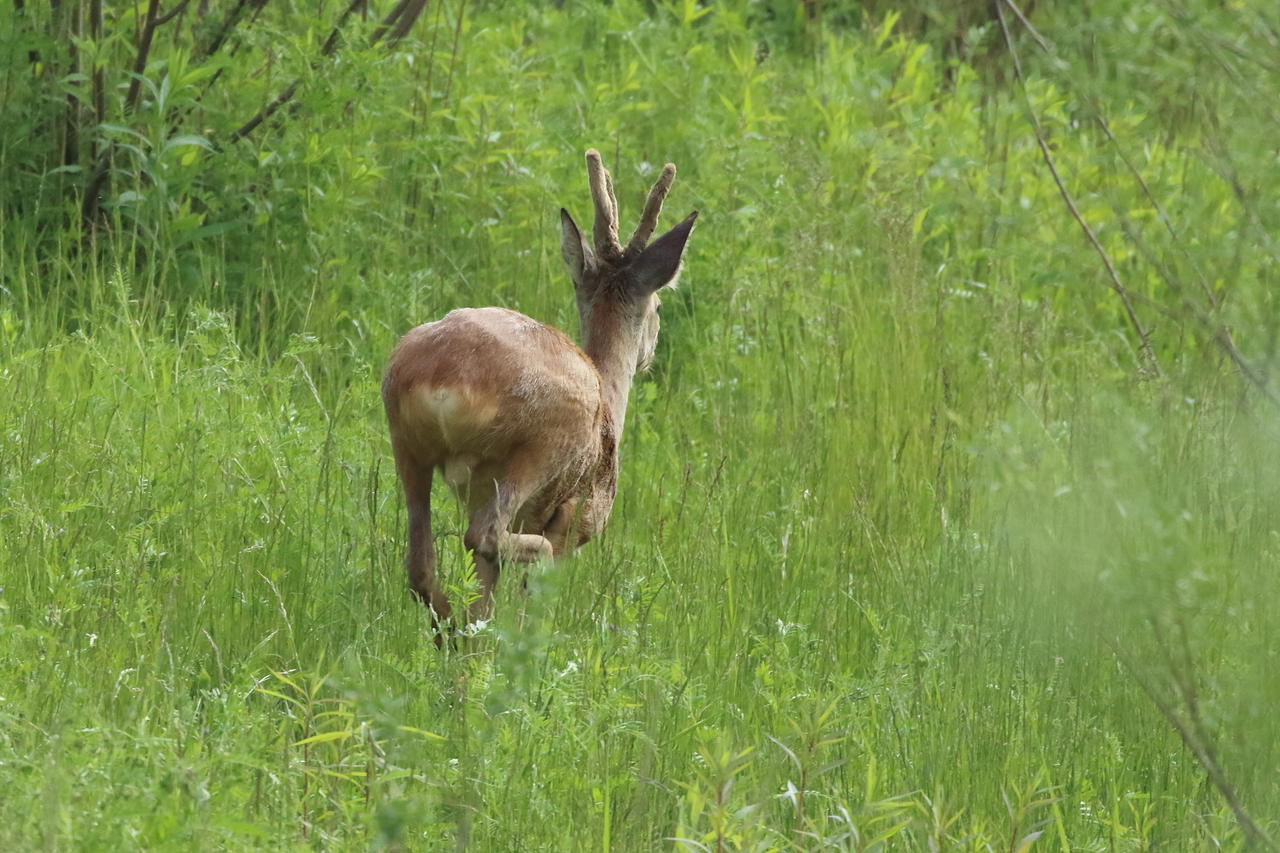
xmin=125 ymin=0 xmax=164 ymax=113
xmin=369 ymin=0 xmax=413 ymax=45
xmin=321 ymin=0 xmax=369 ymax=55
xmin=1088 ymin=77 xmax=1278 ymax=406
xmin=83 ymin=0 xmax=191 ymax=229
xmin=441 ymin=0 xmax=467 ymax=104
xmin=165 ymin=0 xmax=259 ymax=141
xmin=1010 ymin=0 xmax=1280 ymax=408
xmin=404 ymin=0 xmax=445 ymax=227
xmin=1093 ymin=116 xmax=1218 ymax=309
xmin=995 ymin=0 xmax=1161 ymax=376
xmin=14 ymin=0 xmax=42 ymax=64
xmin=386 ymin=0 xmax=429 ymax=45
xmin=230 ymin=0 xmax=368 ymax=143
xmin=1002 ymin=0 xmax=1052 ymax=54
xmin=1135 ymin=620 xmax=1276 ymax=850
xmin=62 ymin=0 xmax=82 ymax=169
xmin=229 ymin=80 xmax=300 ymax=143
xmin=202 ymin=0 xmax=252 ymax=57
xmin=89 ymin=0 xmax=104 ymax=128
xmin=369 ymin=0 xmax=429 ymax=48
xmin=1115 ymin=218 xmax=1280 ymax=410
xmin=231 ymin=0 xmax=430 ymax=145
xmin=155 ymin=0 xmax=192 ymax=28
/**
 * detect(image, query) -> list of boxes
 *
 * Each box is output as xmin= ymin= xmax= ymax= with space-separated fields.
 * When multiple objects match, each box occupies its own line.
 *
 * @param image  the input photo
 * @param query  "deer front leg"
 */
xmin=500 ymin=532 xmax=554 ymax=564
xmin=464 ymin=517 xmax=554 ymax=623
xmin=542 ymin=497 xmax=601 ymax=557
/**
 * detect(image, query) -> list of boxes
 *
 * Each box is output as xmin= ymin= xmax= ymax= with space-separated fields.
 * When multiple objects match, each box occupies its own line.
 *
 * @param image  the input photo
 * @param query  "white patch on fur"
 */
xmin=405 ymin=385 xmax=499 ymax=447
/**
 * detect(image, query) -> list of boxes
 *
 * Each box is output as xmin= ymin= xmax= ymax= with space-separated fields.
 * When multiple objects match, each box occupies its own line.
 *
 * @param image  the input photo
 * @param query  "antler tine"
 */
xmin=585 ymin=149 xmax=622 ymax=259
xmin=604 ymin=169 xmax=619 ymax=235
xmin=624 ymin=163 xmax=677 ymax=257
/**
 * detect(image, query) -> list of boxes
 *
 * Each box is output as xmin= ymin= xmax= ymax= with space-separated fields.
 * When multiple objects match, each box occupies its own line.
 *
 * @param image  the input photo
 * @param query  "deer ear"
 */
xmin=628 ymin=211 xmax=697 ymax=295
xmin=560 ymin=208 xmax=595 ymax=286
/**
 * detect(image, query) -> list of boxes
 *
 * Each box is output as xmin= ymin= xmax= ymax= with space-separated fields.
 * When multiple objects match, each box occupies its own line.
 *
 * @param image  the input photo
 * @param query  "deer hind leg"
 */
xmin=393 ymin=443 xmax=452 ymax=628
xmin=462 ymin=459 xmax=554 ymax=623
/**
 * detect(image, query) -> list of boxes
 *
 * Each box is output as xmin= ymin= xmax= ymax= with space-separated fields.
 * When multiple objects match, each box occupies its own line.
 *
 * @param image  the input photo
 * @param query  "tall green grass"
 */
xmin=2 ymin=1 xmax=1277 ymax=849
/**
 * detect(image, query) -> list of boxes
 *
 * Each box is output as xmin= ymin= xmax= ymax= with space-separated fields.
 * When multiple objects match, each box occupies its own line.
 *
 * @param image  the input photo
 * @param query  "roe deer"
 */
xmin=382 ymin=149 xmax=697 ymax=628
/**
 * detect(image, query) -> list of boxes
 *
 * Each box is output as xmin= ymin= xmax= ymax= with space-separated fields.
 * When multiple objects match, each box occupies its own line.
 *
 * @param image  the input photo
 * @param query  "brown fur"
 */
xmin=383 ymin=150 xmax=696 ymax=629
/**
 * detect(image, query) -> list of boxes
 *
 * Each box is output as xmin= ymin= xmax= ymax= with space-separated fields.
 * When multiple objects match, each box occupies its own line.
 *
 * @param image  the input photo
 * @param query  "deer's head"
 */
xmin=560 ymin=150 xmax=697 ymax=373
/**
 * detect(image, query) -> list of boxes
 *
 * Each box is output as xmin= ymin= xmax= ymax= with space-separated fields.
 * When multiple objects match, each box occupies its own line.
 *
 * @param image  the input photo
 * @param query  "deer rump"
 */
xmin=383 ymin=305 xmax=609 ymax=533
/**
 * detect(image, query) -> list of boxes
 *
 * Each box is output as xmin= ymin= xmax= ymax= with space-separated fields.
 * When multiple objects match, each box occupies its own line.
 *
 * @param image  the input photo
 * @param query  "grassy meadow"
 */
xmin=2 ymin=1 xmax=1279 ymax=849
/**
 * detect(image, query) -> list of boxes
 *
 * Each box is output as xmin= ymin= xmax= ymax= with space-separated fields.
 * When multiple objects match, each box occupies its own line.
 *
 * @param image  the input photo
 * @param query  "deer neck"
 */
xmin=583 ymin=301 xmax=641 ymax=441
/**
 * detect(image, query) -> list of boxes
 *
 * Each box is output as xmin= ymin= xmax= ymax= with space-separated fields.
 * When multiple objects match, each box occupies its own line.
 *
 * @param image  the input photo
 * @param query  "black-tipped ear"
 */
xmin=560 ymin=208 xmax=595 ymax=286
xmin=628 ymin=211 xmax=697 ymax=295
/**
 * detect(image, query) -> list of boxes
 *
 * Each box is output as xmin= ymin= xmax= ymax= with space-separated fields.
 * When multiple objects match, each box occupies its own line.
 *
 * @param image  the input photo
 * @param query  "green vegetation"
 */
xmin=2 ymin=1 xmax=1278 ymax=848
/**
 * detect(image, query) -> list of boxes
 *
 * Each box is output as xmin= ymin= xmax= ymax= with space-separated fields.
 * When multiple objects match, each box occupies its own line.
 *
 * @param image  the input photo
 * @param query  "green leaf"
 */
xmin=293 ymin=730 xmax=353 ymax=747
xmin=397 ymin=725 xmax=445 ymax=741
xmin=162 ymin=135 xmax=215 ymax=155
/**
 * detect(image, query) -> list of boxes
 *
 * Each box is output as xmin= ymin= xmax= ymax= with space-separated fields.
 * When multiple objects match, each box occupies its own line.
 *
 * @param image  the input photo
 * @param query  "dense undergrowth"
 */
xmin=2 ymin=1 xmax=1278 ymax=849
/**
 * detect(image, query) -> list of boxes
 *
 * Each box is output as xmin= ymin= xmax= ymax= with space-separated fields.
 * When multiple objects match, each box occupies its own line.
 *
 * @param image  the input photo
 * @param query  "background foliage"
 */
xmin=1 ymin=0 xmax=1278 ymax=849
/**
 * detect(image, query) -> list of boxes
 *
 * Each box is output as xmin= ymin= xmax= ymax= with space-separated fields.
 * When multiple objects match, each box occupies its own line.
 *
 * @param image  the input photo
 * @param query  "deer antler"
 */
xmin=585 ymin=149 xmax=622 ymax=260
xmin=625 ymin=163 xmax=677 ymax=257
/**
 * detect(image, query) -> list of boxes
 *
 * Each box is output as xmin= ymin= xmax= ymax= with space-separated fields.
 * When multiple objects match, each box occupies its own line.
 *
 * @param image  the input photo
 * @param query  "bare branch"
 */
xmin=586 ymin=149 xmax=623 ymax=260
xmin=1128 ymin=621 xmax=1278 ymax=851
xmin=441 ymin=0 xmax=467 ymax=103
xmin=15 ymin=0 xmax=42 ymax=64
xmin=231 ymin=0 xmax=272 ymax=59
xmin=323 ymin=0 xmax=370 ymax=55
xmin=77 ymin=0 xmax=106 ymax=233
xmin=229 ymin=80 xmax=299 ymax=143
xmin=155 ymin=0 xmax=192 ymax=28
xmin=369 ymin=0 xmax=411 ymax=45
xmin=125 ymin=0 xmax=163 ymax=113
xmin=231 ymin=0 xmax=366 ymax=143
xmin=1009 ymin=0 xmax=1276 ymax=407
xmin=362 ymin=0 xmax=428 ymax=49
xmin=61 ymin=0 xmax=82 ymax=169
xmin=202 ymin=0 xmax=251 ymax=56
xmin=625 ymin=163 xmax=677 ymax=257
xmin=119 ymin=0 xmax=194 ymax=128
xmin=1093 ymin=116 xmax=1219 ymax=310
xmin=386 ymin=0 xmax=429 ymax=46
xmin=1116 ymin=215 xmax=1280 ymax=411
xmin=1003 ymin=0 xmax=1052 ymax=54
xmin=89 ymin=0 xmax=104 ymax=128
xmin=994 ymin=0 xmax=1161 ymax=377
